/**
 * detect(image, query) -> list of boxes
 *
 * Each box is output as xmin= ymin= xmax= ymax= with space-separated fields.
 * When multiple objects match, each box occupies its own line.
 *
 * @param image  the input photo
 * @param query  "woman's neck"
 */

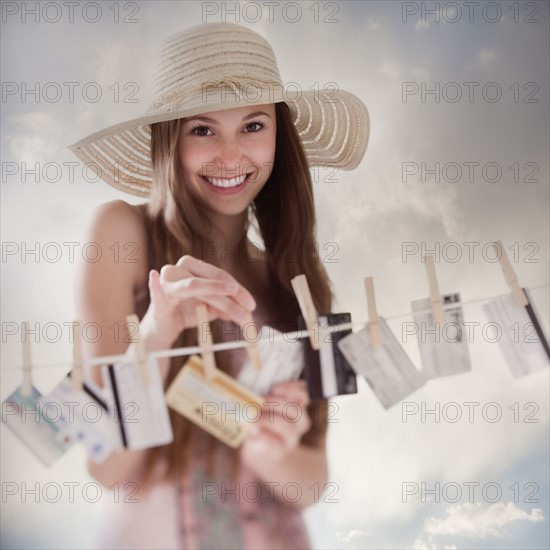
xmin=202 ymin=210 xmax=250 ymax=270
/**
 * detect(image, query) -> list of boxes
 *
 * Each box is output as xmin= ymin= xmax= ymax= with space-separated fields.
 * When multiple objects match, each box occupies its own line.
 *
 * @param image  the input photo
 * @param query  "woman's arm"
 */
xmin=239 ymin=380 xmax=329 ymax=509
xmin=74 ymin=200 xmax=174 ymax=488
xmin=75 ymin=201 xmax=259 ymax=488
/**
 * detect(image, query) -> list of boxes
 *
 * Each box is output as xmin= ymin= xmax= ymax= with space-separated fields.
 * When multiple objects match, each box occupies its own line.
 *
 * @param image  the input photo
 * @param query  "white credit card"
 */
xmin=238 ymin=325 xmax=304 ymax=395
xmin=1 ymin=385 xmax=74 ymax=467
xmin=101 ymin=356 xmax=173 ymax=450
xmin=37 ymin=374 xmax=117 ymax=463
xmin=411 ymin=292 xmax=472 ymax=379
xmin=482 ymin=292 xmax=550 ymax=378
xmin=338 ymin=317 xmax=426 ymax=409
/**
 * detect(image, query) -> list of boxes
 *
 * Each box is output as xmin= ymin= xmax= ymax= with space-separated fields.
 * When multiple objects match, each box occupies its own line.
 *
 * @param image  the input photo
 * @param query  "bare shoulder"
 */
xmin=83 ymin=199 xmax=149 ymax=288
xmin=89 ymin=200 xmax=147 ymax=241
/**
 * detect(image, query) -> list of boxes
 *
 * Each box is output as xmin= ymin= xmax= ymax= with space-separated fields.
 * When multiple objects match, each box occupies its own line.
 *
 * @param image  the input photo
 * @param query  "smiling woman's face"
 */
xmin=178 ymin=103 xmax=277 ymax=216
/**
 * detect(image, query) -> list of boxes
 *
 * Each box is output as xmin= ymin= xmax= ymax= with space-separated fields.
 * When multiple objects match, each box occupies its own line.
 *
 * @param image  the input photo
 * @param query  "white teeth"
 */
xmin=204 ymin=174 xmax=247 ymax=188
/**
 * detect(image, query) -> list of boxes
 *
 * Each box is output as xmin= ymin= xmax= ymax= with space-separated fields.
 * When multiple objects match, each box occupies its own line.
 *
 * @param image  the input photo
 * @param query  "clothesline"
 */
xmin=2 ymin=284 xmax=548 ymax=371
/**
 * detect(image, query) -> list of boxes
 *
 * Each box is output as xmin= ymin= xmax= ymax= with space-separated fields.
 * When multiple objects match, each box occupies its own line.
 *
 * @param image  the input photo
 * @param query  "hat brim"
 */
xmin=68 ymin=89 xmax=370 ymax=197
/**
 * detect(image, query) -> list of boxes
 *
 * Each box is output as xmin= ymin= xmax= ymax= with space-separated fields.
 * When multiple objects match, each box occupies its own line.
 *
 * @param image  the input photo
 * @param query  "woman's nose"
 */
xmin=212 ymin=139 xmax=243 ymax=173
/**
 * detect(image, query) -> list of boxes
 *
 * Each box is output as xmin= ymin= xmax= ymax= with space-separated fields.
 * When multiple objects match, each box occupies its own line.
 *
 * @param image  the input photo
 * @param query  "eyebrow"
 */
xmin=183 ymin=111 xmax=272 ymax=124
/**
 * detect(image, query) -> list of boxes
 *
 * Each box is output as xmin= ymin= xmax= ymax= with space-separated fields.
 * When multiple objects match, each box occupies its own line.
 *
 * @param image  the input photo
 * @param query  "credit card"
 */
xmin=298 ymin=313 xmax=357 ymax=399
xmin=411 ymin=292 xmax=472 ymax=379
xmin=101 ymin=356 xmax=173 ymax=450
xmin=1 ymin=385 xmax=74 ymax=467
xmin=482 ymin=289 xmax=550 ymax=378
xmin=38 ymin=374 xmax=117 ymax=463
xmin=338 ymin=317 xmax=426 ymax=409
xmin=238 ymin=324 xmax=304 ymax=394
xmin=166 ymin=355 xmax=264 ymax=448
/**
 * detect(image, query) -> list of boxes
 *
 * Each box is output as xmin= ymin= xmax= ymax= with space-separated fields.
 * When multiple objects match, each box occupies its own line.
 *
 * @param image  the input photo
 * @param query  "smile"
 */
xmin=203 ymin=174 xmax=249 ymax=188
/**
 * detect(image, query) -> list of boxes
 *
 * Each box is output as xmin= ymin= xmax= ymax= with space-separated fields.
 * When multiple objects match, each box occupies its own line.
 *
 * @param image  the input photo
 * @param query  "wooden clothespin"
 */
xmin=493 ymin=240 xmax=528 ymax=307
xmin=424 ymin=255 xmax=445 ymax=325
xmin=195 ymin=304 xmax=217 ymax=380
xmin=242 ymin=315 xmax=262 ymax=371
xmin=71 ymin=321 xmax=83 ymax=392
xmin=21 ymin=321 xmax=33 ymax=397
xmin=126 ymin=314 xmax=150 ymax=386
xmin=291 ymin=274 xmax=322 ymax=350
xmin=364 ymin=277 xmax=382 ymax=349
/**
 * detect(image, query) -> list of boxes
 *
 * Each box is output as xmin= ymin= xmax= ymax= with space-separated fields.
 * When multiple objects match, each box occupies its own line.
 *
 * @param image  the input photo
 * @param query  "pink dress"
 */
xmin=95 ymin=314 xmax=313 ymax=549
xmin=96 ymin=435 xmax=311 ymax=549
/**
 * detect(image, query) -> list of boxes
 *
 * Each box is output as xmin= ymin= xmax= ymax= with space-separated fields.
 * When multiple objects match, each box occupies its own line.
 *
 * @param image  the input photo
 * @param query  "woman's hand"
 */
xmin=140 ymin=255 xmax=256 ymax=347
xmin=240 ymin=380 xmax=312 ymax=471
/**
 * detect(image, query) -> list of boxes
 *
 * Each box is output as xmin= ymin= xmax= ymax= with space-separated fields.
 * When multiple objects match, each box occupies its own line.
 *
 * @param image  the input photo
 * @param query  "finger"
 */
xmin=198 ymin=294 xmax=253 ymax=324
xmin=159 ymin=280 xmax=253 ymax=324
xmin=160 ymin=275 xmax=256 ymax=316
xmin=158 ymin=263 xmax=184 ymax=283
xmin=172 ymin=256 xmax=257 ymax=310
xmin=161 ymin=276 xmax=238 ymax=300
xmin=148 ymin=269 xmax=167 ymax=305
xmin=192 ymin=301 xmax=253 ymax=327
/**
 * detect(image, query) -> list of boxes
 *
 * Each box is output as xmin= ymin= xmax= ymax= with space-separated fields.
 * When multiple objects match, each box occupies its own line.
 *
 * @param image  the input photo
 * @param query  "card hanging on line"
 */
xmin=1 ymin=324 xmax=74 ymax=466
xmin=101 ymin=356 xmax=173 ymax=451
xmin=238 ymin=325 xmax=305 ymax=395
xmin=411 ymin=292 xmax=472 ymax=379
xmin=484 ymin=241 xmax=550 ymax=377
xmin=166 ymin=355 xmax=264 ymax=448
xmin=482 ymin=288 xmax=550 ymax=378
xmin=37 ymin=374 xmax=117 ymax=463
xmin=298 ymin=313 xmax=357 ymax=400
xmin=1 ymin=385 xmax=74 ymax=467
xmin=338 ymin=317 xmax=426 ymax=409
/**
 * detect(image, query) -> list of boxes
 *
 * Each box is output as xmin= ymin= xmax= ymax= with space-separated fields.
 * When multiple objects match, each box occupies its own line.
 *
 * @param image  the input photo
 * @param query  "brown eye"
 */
xmin=191 ymin=125 xmax=212 ymax=136
xmin=245 ymin=122 xmax=263 ymax=133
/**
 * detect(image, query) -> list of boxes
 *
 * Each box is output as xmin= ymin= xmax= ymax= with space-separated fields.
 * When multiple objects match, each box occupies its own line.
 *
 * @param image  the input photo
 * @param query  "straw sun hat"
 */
xmin=69 ymin=22 xmax=370 ymax=197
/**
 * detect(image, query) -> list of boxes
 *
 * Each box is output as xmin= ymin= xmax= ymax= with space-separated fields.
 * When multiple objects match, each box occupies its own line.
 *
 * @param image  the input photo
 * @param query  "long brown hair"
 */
xmin=140 ymin=102 xmax=333 ymax=486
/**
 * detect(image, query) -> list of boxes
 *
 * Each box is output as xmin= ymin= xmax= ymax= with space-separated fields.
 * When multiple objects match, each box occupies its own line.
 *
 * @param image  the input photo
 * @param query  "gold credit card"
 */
xmin=166 ymin=355 xmax=265 ymax=448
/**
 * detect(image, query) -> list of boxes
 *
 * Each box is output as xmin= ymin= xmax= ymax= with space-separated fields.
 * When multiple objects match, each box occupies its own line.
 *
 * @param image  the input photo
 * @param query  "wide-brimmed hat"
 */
xmin=69 ymin=22 xmax=370 ymax=197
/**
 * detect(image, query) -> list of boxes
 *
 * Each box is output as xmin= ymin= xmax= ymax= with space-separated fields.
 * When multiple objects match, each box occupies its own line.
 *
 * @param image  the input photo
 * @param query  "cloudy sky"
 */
xmin=1 ymin=1 xmax=549 ymax=549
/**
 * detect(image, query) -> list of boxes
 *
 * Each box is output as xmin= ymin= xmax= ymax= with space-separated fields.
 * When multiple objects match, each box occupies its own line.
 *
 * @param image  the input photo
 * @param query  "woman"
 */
xmin=71 ymin=22 xmax=369 ymax=549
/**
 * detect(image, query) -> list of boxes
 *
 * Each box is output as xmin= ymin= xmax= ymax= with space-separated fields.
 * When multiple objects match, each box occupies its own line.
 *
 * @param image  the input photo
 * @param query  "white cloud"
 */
xmin=336 ymin=528 xmax=378 ymax=543
xmin=478 ymin=49 xmax=497 ymax=65
xmin=415 ymin=20 xmax=430 ymax=32
xmin=379 ymin=59 xmax=402 ymax=79
xmin=423 ymin=502 xmax=544 ymax=539
xmin=6 ymin=111 xmax=63 ymax=164
xmin=411 ymin=537 xmax=457 ymax=549
xmin=412 ymin=67 xmax=431 ymax=80
xmin=367 ymin=18 xmax=382 ymax=31
xmin=466 ymin=48 xmax=497 ymax=70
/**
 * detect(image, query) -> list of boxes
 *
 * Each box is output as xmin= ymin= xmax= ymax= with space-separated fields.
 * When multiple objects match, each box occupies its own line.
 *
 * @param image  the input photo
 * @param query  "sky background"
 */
xmin=1 ymin=1 xmax=549 ymax=549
